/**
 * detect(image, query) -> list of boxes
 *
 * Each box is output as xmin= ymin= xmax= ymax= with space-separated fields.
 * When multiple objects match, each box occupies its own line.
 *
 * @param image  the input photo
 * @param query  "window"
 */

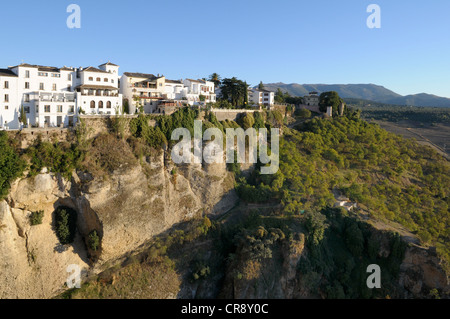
xmin=24 ymin=94 xmax=30 ymax=102
xmin=68 ymin=74 xmax=72 ymax=81
xmin=4 ymin=81 xmax=8 ymax=89
xmin=52 ymin=73 xmax=61 ymax=78
xmin=25 ymin=82 xmax=30 ymax=89
xmin=25 ymin=70 xmax=30 ymax=78
xmin=57 ymin=105 xmax=63 ymax=113
xmin=24 ymin=106 xmax=30 ymax=113
xmin=4 ymin=94 xmax=9 ymax=102
xmin=5 ymin=105 xmax=8 ymax=110
xmin=111 ymin=79 xmax=114 ymax=83
xmin=39 ymin=83 xmax=44 ymax=90
xmin=52 ymin=84 xmax=57 ymax=91
xmin=89 ymin=77 xmax=94 ymax=81
xmin=104 ymin=78 xmax=108 ymax=82
xmin=98 ymin=101 xmax=104 ymax=108
xmin=38 ymin=72 xmax=48 ymax=77
xmin=68 ymin=105 xmax=74 ymax=113
xmin=45 ymin=105 xmax=50 ymax=113
xmin=96 ymin=78 xmax=101 ymax=82
xmin=107 ymin=101 xmax=111 ymax=109
xmin=90 ymin=101 xmax=95 ymax=108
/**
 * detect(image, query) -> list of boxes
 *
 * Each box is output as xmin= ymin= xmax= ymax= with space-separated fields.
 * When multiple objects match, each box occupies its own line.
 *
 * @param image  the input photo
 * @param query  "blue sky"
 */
xmin=1 ymin=0 xmax=449 ymax=97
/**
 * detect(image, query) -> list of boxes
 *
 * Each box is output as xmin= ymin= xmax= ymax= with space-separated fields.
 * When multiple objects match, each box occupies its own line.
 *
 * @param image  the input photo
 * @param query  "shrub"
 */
xmin=54 ymin=207 xmax=78 ymax=245
xmin=296 ymin=108 xmax=312 ymax=118
xmin=88 ymin=230 xmax=100 ymax=251
xmin=30 ymin=210 xmax=44 ymax=226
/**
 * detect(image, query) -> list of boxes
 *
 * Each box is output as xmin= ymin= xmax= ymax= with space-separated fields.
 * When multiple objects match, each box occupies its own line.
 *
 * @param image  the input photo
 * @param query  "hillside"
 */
xmin=1 ymin=109 xmax=449 ymax=299
xmin=262 ymin=83 xmax=450 ymax=107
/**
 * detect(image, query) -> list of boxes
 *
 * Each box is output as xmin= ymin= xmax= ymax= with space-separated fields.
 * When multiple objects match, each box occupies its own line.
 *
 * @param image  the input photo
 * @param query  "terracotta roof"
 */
xmin=0 ymin=69 xmax=18 ymax=77
xmin=37 ymin=66 xmax=60 ymax=73
xmin=123 ymin=72 xmax=158 ymax=79
xmin=99 ymin=62 xmax=119 ymax=67
xmin=186 ymin=78 xmax=206 ymax=84
xmin=75 ymin=84 xmax=119 ymax=90
xmin=9 ymin=63 xmax=38 ymax=69
xmin=82 ymin=67 xmax=109 ymax=73
xmin=165 ymin=79 xmax=183 ymax=84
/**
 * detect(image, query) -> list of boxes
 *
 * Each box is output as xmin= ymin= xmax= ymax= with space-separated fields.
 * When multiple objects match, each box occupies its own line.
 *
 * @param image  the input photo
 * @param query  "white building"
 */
xmin=74 ymin=62 xmax=122 ymax=117
xmin=120 ymin=72 xmax=166 ymax=114
xmin=119 ymin=73 xmax=216 ymax=114
xmin=248 ymin=89 xmax=275 ymax=108
xmin=0 ymin=68 xmax=19 ymax=129
xmin=0 ymin=62 xmax=122 ymax=129
xmin=182 ymin=79 xmax=216 ymax=106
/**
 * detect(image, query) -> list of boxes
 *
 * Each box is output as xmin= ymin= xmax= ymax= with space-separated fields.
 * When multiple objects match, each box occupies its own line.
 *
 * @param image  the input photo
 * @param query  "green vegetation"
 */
xmin=295 ymin=108 xmax=312 ymax=119
xmin=29 ymin=210 xmax=44 ymax=226
xmin=219 ymin=77 xmax=249 ymax=107
xmin=275 ymin=88 xmax=303 ymax=105
xmin=54 ymin=207 xmax=78 ymax=245
xmin=19 ymin=106 xmax=27 ymax=126
xmin=0 ymin=131 xmax=26 ymax=199
xmin=88 ymin=230 xmax=101 ymax=251
xmin=26 ymin=137 xmax=82 ymax=180
xmin=231 ymin=114 xmax=449 ymax=264
xmin=319 ymin=91 xmax=344 ymax=114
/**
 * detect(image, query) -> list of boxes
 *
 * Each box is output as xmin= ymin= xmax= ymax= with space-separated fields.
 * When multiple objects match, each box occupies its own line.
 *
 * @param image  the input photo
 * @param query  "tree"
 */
xmin=88 ymin=230 xmax=100 ymax=251
xmin=0 ymin=132 xmax=25 ymax=199
xmin=55 ymin=207 xmax=77 ymax=245
xmin=19 ymin=106 xmax=27 ymax=127
xmin=258 ymin=81 xmax=265 ymax=90
xmin=275 ymin=88 xmax=286 ymax=104
xmin=208 ymin=73 xmax=221 ymax=87
xmin=295 ymin=108 xmax=311 ymax=118
xmin=220 ymin=77 xmax=248 ymax=107
xmin=319 ymin=91 xmax=344 ymax=113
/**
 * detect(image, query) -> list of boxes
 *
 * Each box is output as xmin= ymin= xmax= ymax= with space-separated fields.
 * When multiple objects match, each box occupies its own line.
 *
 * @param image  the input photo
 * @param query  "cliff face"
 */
xmin=0 ymin=150 xmax=238 ymax=299
xmin=217 ymin=222 xmax=449 ymax=299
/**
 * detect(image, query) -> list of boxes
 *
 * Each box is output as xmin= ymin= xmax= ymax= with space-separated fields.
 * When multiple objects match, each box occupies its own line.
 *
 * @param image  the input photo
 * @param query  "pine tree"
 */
xmin=19 ymin=106 xmax=27 ymax=127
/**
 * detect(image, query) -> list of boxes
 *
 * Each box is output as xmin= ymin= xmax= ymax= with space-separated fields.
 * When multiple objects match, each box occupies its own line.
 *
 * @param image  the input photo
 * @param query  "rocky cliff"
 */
xmin=0 ymin=149 xmax=238 ymax=299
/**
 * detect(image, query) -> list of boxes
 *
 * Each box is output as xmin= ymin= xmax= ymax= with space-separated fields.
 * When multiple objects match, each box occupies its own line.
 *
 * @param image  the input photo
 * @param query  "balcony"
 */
xmin=39 ymin=93 xmax=76 ymax=103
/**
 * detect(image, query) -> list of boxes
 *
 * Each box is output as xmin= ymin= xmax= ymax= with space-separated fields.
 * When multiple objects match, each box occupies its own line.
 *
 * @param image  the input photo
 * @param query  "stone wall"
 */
xmin=211 ymin=109 xmax=259 ymax=122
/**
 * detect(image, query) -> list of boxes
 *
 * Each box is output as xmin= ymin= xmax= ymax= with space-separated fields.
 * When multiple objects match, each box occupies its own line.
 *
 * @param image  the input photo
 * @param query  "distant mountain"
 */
xmin=381 ymin=93 xmax=450 ymax=108
xmin=261 ymin=83 xmax=450 ymax=107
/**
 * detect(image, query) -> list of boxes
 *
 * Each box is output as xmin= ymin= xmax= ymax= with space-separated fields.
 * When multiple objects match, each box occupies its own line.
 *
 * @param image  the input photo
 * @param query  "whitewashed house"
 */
xmin=248 ymin=88 xmax=275 ymax=108
xmin=74 ymin=62 xmax=122 ymax=116
xmin=120 ymin=72 xmax=166 ymax=114
xmin=182 ymin=79 xmax=216 ymax=106
xmin=0 ymin=68 xmax=19 ymax=129
xmin=0 ymin=62 xmax=122 ymax=129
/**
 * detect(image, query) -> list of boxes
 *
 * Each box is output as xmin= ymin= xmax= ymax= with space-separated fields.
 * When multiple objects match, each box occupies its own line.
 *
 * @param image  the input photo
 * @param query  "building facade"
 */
xmin=248 ymin=89 xmax=275 ymax=107
xmin=119 ymin=73 xmax=216 ymax=114
xmin=120 ymin=72 xmax=166 ymax=114
xmin=0 ymin=62 xmax=122 ymax=130
xmin=303 ymin=91 xmax=320 ymax=107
